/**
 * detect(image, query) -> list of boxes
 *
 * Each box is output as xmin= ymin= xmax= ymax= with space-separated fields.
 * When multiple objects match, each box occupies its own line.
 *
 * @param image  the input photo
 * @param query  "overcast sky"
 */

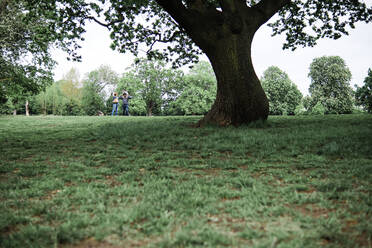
xmin=52 ymin=13 xmax=372 ymax=96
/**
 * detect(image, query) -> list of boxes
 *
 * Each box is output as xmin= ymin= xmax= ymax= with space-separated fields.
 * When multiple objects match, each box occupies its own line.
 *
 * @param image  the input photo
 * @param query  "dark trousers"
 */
xmin=122 ymin=105 xmax=129 ymax=116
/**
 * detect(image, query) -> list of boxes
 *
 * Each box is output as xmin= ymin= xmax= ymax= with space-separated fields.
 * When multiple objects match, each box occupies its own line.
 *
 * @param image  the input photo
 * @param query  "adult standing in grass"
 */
xmin=119 ymin=91 xmax=132 ymax=116
xmin=111 ymin=92 xmax=119 ymax=116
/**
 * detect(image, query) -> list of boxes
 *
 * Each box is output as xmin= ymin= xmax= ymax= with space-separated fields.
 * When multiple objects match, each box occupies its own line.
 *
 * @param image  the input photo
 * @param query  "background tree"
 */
xmin=11 ymin=0 xmax=372 ymax=125
xmin=355 ymin=68 xmax=372 ymax=113
xmin=165 ymin=61 xmax=217 ymax=115
xmin=85 ymin=65 xmax=119 ymax=100
xmin=82 ymin=65 xmax=118 ymax=115
xmin=261 ymin=66 xmax=302 ymax=115
xmin=81 ymin=81 xmax=105 ymax=115
xmin=302 ymin=96 xmax=312 ymax=113
xmin=308 ymin=56 xmax=354 ymax=114
xmin=0 ymin=84 xmax=26 ymax=115
xmin=58 ymin=69 xmax=83 ymax=115
xmin=40 ymin=82 xmax=65 ymax=115
xmin=30 ymin=68 xmax=83 ymax=115
xmin=118 ymin=59 xmax=184 ymax=116
xmin=0 ymin=99 xmax=13 ymax=115
xmin=9 ymin=94 xmax=24 ymax=116
xmin=0 ymin=0 xmax=62 ymax=104
xmin=33 ymin=91 xmax=48 ymax=115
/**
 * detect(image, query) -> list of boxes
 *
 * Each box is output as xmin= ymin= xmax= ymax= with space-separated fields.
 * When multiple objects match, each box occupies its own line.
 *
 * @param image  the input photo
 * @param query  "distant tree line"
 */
xmin=0 ymin=56 xmax=371 ymax=116
xmin=261 ymin=56 xmax=371 ymax=115
xmin=0 ymin=61 xmax=217 ymax=116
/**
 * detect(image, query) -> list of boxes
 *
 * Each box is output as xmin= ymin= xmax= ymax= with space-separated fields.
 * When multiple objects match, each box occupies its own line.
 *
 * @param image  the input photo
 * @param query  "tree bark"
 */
xmin=198 ymin=32 xmax=268 ymax=126
xmin=147 ymin=106 xmax=153 ymax=116
xmin=146 ymin=101 xmax=154 ymax=116
xmin=43 ymin=95 xmax=47 ymax=115
xmin=25 ymin=100 xmax=30 ymax=116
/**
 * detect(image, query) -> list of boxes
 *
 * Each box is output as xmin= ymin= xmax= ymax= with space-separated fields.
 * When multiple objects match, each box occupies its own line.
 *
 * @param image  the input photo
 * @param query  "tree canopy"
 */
xmin=0 ymin=0 xmax=57 ymax=103
xmin=31 ymin=0 xmax=370 ymax=65
xmin=355 ymin=69 xmax=372 ymax=113
xmin=308 ymin=56 xmax=354 ymax=114
xmin=261 ymin=66 xmax=302 ymax=115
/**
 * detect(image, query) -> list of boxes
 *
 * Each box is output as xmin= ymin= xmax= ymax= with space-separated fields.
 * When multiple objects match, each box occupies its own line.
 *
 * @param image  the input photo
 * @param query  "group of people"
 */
xmin=112 ymin=91 xmax=132 ymax=116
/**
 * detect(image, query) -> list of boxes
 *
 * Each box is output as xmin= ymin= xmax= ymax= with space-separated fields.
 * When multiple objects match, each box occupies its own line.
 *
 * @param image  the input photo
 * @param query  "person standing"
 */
xmin=119 ymin=91 xmax=132 ymax=116
xmin=111 ymin=92 xmax=119 ymax=116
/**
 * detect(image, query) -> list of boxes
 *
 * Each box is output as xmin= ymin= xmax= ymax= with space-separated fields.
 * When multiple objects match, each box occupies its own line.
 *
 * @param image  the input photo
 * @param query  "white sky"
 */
xmin=52 ymin=13 xmax=372 ymax=96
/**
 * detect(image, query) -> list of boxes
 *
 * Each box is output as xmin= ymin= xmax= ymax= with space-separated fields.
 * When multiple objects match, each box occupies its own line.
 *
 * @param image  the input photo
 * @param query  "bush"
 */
xmin=294 ymin=103 xmax=306 ymax=115
xmin=310 ymin=102 xmax=325 ymax=115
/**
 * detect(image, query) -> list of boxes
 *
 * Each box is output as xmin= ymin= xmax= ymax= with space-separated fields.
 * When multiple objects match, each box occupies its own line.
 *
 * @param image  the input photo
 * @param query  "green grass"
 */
xmin=0 ymin=114 xmax=371 ymax=248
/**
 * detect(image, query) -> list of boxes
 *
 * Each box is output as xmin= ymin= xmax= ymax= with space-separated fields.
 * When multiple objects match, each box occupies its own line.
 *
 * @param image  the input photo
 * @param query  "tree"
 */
xmin=118 ymin=59 xmax=184 ymax=116
xmin=0 ymin=0 xmax=60 ymax=103
xmin=165 ymin=61 xmax=217 ymax=115
xmin=58 ymin=69 xmax=83 ymax=115
xmin=9 ymin=94 xmax=24 ymax=116
xmin=308 ymin=56 xmax=354 ymax=114
xmin=85 ymin=65 xmax=119 ymax=99
xmin=81 ymin=81 xmax=105 ymax=115
xmin=30 ymin=69 xmax=84 ymax=115
xmin=60 ymin=69 xmax=81 ymax=100
xmin=261 ymin=66 xmax=302 ymax=115
xmin=81 ymin=65 xmax=118 ymax=115
xmin=21 ymin=1 xmax=372 ymax=125
xmin=33 ymin=91 xmax=48 ymax=115
xmin=355 ymin=69 xmax=372 ymax=113
xmin=35 ymin=82 xmax=64 ymax=115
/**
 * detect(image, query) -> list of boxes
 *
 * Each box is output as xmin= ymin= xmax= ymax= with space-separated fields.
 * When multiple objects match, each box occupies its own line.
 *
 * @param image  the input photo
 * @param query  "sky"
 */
xmin=52 ymin=12 xmax=372 ymax=96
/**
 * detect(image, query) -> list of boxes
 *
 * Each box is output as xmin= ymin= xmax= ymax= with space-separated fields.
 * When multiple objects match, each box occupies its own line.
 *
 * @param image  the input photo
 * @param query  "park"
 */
xmin=1 ymin=0 xmax=372 ymax=247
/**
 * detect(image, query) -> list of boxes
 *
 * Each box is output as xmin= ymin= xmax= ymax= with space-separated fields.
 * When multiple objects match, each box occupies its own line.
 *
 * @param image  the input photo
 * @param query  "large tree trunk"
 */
xmin=155 ymin=0 xmax=290 ymax=126
xmin=198 ymin=34 xmax=268 ymax=126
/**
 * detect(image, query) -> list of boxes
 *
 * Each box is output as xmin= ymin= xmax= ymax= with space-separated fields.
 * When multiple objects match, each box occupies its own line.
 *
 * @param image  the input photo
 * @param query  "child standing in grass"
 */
xmin=119 ymin=91 xmax=132 ymax=116
xmin=111 ymin=92 xmax=119 ymax=116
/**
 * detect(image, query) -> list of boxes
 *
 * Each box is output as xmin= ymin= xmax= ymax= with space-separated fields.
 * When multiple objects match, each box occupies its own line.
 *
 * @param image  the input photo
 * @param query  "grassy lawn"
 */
xmin=0 ymin=114 xmax=371 ymax=247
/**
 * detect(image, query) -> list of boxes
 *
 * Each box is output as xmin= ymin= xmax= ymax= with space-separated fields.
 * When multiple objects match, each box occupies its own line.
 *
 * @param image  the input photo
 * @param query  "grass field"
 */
xmin=0 ymin=114 xmax=371 ymax=248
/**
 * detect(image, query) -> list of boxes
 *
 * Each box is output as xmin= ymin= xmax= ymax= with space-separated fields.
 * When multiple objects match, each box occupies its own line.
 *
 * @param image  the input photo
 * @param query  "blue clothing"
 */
xmin=112 ymin=103 xmax=118 ymax=116
xmin=111 ymin=96 xmax=119 ymax=116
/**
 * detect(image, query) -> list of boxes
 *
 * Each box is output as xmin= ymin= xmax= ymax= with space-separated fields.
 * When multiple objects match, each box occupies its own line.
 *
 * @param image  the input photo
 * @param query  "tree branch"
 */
xmin=252 ymin=0 xmax=290 ymax=25
xmin=87 ymin=16 xmax=109 ymax=27
xmin=87 ymin=16 xmax=124 ymax=29
xmin=155 ymin=0 xmax=195 ymax=31
xmin=218 ymin=0 xmax=249 ymax=13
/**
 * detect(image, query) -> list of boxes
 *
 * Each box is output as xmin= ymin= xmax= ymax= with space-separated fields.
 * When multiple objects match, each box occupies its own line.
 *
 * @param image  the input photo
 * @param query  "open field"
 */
xmin=0 ymin=114 xmax=371 ymax=247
